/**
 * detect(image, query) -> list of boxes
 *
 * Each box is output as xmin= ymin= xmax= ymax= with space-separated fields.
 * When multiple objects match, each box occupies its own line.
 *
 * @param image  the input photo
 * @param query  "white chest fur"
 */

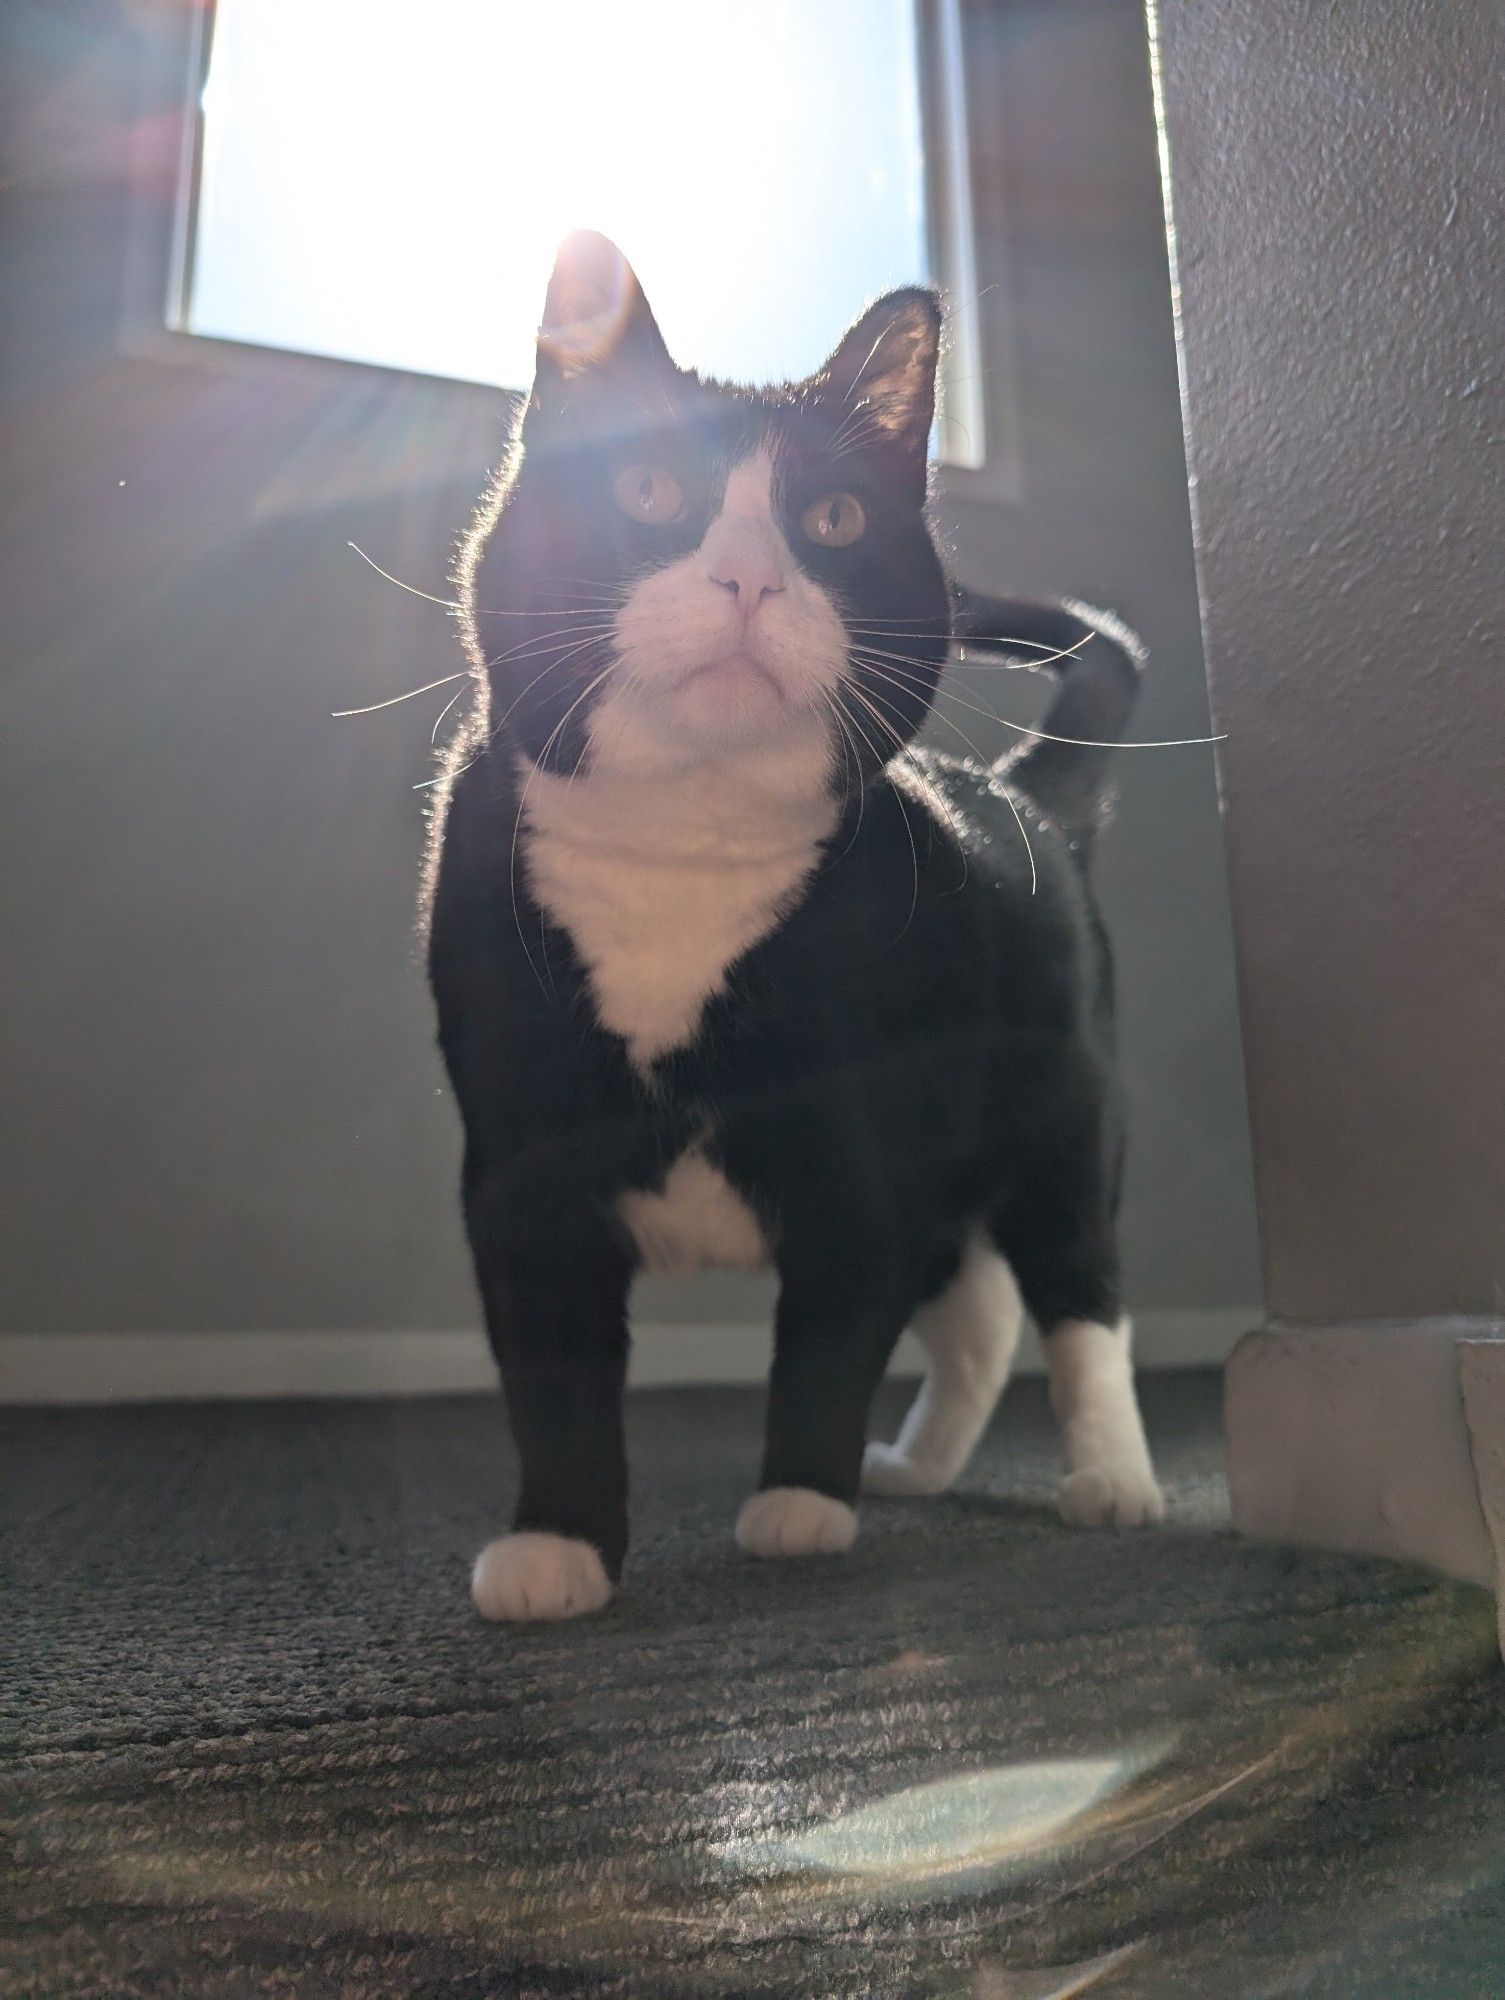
xmin=520 ymin=742 xmax=836 ymax=1069
xmin=616 ymin=1148 xmax=771 ymax=1274
xmin=519 ymin=724 xmax=833 ymax=1275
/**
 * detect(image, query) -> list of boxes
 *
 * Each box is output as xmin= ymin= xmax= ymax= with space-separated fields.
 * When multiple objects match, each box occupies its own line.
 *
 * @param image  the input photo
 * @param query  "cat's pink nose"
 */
xmin=709 ymin=562 xmax=787 ymax=622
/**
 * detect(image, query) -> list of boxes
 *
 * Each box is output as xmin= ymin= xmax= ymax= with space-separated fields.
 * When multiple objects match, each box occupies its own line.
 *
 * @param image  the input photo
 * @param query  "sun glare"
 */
xmin=722 ymin=1750 xmax=1152 ymax=1887
xmin=188 ymin=0 xmax=928 ymax=391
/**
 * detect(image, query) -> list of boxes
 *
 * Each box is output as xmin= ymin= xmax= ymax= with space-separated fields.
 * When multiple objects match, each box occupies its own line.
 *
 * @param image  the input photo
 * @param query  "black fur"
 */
xmin=426 ymin=254 xmax=1140 ymax=1583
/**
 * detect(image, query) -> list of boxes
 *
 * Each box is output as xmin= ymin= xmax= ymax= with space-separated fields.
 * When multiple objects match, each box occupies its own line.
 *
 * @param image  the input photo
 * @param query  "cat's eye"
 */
xmin=613 ymin=464 xmax=685 ymax=526
xmin=800 ymin=492 xmax=867 ymax=549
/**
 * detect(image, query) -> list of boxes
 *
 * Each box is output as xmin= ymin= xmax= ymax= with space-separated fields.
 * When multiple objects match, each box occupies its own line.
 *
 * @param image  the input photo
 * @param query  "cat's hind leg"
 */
xmin=996 ymin=1181 xmax=1165 ymax=1529
xmin=1043 ymin=1316 xmax=1165 ymax=1528
xmin=861 ymin=1229 xmax=1023 ymax=1497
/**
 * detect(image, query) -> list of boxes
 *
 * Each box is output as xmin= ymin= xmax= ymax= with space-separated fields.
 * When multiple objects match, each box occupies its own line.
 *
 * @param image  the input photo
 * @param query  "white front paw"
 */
xmin=861 ymin=1441 xmax=949 ymax=1497
xmin=736 ymin=1487 xmax=858 ymax=1558
xmin=1057 ymin=1462 xmax=1167 ymax=1529
xmin=471 ymin=1532 xmax=613 ymax=1621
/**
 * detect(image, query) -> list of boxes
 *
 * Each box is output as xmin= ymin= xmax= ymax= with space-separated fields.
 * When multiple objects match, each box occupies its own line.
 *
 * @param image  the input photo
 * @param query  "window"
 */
xmin=171 ymin=0 xmax=985 ymax=464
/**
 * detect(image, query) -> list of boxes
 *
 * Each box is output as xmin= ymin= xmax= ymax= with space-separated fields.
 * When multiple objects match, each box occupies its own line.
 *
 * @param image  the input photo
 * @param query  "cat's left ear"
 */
xmin=816 ymin=289 xmax=941 ymax=497
xmin=536 ymin=230 xmax=675 ymax=388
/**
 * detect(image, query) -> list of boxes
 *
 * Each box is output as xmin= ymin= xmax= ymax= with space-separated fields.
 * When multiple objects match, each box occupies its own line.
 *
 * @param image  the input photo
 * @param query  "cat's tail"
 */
xmin=950 ymin=587 xmax=1145 ymax=843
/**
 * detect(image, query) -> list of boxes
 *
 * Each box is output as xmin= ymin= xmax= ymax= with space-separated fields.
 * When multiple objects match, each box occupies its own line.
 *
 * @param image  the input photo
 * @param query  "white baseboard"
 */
xmin=0 ymin=1310 xmax=1254 ymax=1407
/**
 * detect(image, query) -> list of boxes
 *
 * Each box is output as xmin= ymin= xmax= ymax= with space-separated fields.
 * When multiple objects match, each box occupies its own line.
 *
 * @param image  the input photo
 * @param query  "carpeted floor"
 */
xmin=5 ymin=1372 xmax=1504 ymax=1999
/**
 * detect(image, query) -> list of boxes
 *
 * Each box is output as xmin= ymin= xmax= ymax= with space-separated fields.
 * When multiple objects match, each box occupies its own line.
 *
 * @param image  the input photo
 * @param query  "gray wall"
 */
xmin=1155 ymin=0 xmax=1504 ymax=1323
xmin=0 ymin=0 xmax=1258 ymax=1346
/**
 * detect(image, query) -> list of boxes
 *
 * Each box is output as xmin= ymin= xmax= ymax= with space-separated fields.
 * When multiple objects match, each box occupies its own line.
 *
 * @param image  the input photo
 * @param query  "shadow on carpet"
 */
xmin=4 ymin=1372 xmax=1503 ymax=1999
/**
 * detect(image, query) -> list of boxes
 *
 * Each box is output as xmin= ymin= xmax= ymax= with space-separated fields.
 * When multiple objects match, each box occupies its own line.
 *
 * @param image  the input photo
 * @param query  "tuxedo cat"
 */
xmin=426 ymin=232 xmax=1164 ymax=1622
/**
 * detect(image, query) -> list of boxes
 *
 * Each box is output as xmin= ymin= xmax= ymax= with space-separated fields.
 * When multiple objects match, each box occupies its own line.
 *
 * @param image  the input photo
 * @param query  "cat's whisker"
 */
xmin=840 ymin=682 xmax=924 ymax=937
xmin=517 ymin=658 xmax=622 ymax=793
xmin=481 ymin=642 xmax=616 ymax=733
xmin=840 ymin=627 xmax=950 ymax=643
xmin=483 ymin=621 xmax=620 ymax=673
xmin=471 ymin=602 xmax=625 ymax=619
xmin=524 ymin=593 xmax=625 ymax=612
xmin=851 ymin=677 xmax=971 ymax=887
xmin=347 ymin=542 xmax=461 ymax=611
xmin=489 ymin=631 xmax=618 ymax=742
xmin=822 ymin=694 xmax=851 ymax=796
xmin=430 ymin=682 xmax=469 ymax=747
xmin=347 ymin=539 xmax=627 ymax=633
xmin=851 ymin=655 xmax=994 ymax=757
xmin=826 ymin=402 xmax=870 ymax=448
xmin=823 ymin=689 xmax=865 ymax=812
xmin=853 ymin=653 xmax=1030 ymax=747
xmin=481 ymin=605 xmax=620 ymax=659
xmin=531 ymin=575 xmax=632 ymax=598
xmin=1000 ymin=778 xmax=1039 ymax=896
xmin=830 ymin=690 xmax=879 ymax=804
xmin=854 ymin=645 xmax=1222 ymax=752
xmin=840 ymin=325 xmax=898 ymax=407
xmin=847 ymin=627 xmax=1106 ymax=690
xmin=828 ymin=407 xmax=888 ymax=458
xmin=857 ymin=652 xmax=1021 ymax=786
xmin=842 ymin=612 xmax=953 ymax=625
xmin=563 ymin=658 xmax=651 ymax=790
xmin=854 ymin=661 xmax=1037 ymax=894
xmin=841 ymin=677 xmax=909 ymax=754
xmin=414 ymin=755 xmax=479 ymax=793
xmin=854 ymin=627 xmax=1096 ymax=671
xmin=985 ymin=714 xmax=1225 ymax=752
xmin=332 ymin=671 xmax=468 ymax=719
xmin=477 ymin=580 xmax=626 ymax=619
xmin=818 ymin=690 xmax=870 ymax=859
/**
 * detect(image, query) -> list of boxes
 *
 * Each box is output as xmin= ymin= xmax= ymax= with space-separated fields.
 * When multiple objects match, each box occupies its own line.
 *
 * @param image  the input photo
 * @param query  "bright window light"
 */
xmin=182 ymin=0 xmax=930 ymax=394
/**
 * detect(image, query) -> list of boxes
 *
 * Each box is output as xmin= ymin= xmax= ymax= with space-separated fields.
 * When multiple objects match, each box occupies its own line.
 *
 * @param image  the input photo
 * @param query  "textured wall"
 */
xmin=0 ymin=0 xmax=1257 ymax=1342
xmin=1155 ymin=1 xmax=1504 ymax=1320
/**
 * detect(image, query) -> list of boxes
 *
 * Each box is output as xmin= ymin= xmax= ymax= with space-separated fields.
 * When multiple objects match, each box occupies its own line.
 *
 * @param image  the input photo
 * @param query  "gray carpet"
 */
xmin=5 ymin=1373 xmax=1503 ymax=1999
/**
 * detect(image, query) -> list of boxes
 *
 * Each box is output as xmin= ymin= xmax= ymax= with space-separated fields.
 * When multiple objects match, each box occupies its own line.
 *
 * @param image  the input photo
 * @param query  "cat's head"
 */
xmin=457 ymin=231 xmax=949 ymax=785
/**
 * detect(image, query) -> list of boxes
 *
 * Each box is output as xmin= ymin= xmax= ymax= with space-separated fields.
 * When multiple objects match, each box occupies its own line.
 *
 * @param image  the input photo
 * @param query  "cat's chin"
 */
xmin=677 ymin=652 xmax=786 ymax=704
xmin=619 ymin=674 xmax=821 ymax=761
xmin=666 ymin=655 xmax=794 ymax=744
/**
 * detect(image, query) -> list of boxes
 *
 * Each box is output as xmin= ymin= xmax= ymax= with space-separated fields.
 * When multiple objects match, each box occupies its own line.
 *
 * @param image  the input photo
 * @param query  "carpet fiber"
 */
xmin=5 ymin=1373 xmax=1504 ymax=1998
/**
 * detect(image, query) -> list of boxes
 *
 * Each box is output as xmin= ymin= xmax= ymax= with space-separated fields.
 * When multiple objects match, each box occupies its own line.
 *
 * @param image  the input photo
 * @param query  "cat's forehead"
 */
xmin=594 ymin=378 xmax=851 ymax=486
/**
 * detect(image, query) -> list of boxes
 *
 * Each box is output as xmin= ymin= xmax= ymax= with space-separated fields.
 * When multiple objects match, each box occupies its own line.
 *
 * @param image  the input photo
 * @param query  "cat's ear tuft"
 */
xmin=537 ymin=230 xmax=673 ymax=384
xmin=817 ymin=289 xmax=941 ymax=488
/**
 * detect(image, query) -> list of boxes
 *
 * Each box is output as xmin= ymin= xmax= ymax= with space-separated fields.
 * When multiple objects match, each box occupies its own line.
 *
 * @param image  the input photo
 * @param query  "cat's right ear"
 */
xmin=534 ymin=231 xmax=674 ymax=393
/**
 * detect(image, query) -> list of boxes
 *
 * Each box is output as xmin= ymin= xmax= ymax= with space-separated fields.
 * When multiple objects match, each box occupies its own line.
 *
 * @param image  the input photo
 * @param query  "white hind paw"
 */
xmin=861 ymin=1441 xmax=950 ymax=1497
xmin=736 ymin=1487 xmax=858 ymax=1558
xmin=1057 ymin=1462 xmax=1167 ymax=1529
xmin=471 ymin=1532 xmax=613 ymax=1622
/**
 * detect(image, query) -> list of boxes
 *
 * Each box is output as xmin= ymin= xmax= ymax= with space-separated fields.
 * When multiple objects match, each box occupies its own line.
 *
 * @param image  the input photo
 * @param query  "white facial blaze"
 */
xmin=699 ymin=455 xmax=792 ymax=611
xmin=598 ymin=446 xmax=850 ymax=762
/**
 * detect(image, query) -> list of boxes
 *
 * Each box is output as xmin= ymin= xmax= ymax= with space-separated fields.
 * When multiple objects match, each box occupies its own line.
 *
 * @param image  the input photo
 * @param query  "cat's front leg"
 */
xmin=464 ymin=1175 xmax=634 ymax=1620
xmin=738 ymin=1224 xmax=916 ymax=1559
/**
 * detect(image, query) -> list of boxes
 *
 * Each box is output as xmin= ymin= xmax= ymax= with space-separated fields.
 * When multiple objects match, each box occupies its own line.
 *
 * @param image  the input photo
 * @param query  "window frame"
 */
xmin=123 ymin=0 xmax=1019 ymax=493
